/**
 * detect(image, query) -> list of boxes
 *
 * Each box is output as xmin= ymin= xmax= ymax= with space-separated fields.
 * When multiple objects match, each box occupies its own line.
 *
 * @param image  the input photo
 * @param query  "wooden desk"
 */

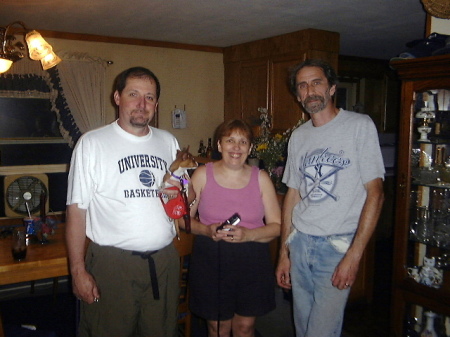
xmin=0 ymin=224 xmax=68 ymax=336
xmin=0 ymin=224 xmax=69 ymax=337
xmin=0 ymin=224 xmax=69 ymax=286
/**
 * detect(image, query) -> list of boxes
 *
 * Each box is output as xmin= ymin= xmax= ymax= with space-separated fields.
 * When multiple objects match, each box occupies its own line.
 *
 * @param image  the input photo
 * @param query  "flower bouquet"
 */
xmin=250 ymin=107 xmax=304 ymax=193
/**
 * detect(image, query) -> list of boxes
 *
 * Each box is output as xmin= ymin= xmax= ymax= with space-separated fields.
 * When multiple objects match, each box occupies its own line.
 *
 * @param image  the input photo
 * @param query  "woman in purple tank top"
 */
xmin=181 ymin=120 xmax=281 ymax=337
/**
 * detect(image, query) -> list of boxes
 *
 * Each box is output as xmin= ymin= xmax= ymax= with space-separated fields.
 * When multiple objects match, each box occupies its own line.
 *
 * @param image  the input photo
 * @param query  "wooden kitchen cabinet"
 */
xmin=223 ymin=28 xmax=339 ymax=133
xmin=390 ymin=55 xmax=450 ymax=336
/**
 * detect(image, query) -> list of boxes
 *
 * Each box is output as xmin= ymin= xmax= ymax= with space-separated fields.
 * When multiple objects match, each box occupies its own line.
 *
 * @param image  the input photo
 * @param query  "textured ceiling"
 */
xmin=0 ymin=0 xmax=428 ymax=60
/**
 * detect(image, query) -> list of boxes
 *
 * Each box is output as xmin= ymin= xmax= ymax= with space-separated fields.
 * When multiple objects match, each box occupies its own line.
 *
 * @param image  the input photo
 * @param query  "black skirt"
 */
xmin=188 ymin=235 xmax=276 ymax=321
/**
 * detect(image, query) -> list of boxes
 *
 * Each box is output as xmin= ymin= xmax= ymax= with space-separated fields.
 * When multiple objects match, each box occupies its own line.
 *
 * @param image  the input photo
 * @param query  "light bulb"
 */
xmin=25 ymin=30 xmax=53 ymax=61
xmin=40 ymin=51 xmax=61 ymax=70
xmin=0 ymin=58 xmax=13 ymax=73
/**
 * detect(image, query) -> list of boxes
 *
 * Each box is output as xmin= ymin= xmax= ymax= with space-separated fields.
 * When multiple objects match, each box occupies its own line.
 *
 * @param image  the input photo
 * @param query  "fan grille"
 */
xmin=5 ymin=174 xmax=48 ymax=217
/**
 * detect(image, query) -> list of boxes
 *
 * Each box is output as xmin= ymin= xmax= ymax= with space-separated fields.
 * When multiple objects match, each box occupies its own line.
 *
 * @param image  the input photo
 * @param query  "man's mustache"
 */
xmin=304 ymin=95 xmax=324 ymax=104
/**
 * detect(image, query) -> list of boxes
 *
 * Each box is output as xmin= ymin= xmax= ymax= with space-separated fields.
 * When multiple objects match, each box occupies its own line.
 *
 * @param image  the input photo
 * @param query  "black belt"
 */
xmin=132 ymin=250 xmax=159 ymax=300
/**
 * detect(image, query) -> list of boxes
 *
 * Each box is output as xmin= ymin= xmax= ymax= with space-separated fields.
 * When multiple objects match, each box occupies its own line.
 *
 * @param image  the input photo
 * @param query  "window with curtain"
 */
xmin=0 ymin=52 xmax=109 ymax=216
xmin=0 ymin=63 xmax=72 ymax=166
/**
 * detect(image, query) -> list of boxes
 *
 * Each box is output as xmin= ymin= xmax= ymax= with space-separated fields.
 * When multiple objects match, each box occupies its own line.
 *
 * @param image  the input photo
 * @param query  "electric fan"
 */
xmin=4 ymin=174 xmax=49 ymax=217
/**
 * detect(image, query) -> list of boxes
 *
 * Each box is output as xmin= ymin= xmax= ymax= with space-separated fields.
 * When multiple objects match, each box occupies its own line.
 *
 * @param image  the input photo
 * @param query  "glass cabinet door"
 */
xmin=390 ymin=55 xmax=450 ymax=337
xmin=409 ymin=89 xmax=450 ymax=278
xmin=404 ymin=88 xmax=450 ymax=335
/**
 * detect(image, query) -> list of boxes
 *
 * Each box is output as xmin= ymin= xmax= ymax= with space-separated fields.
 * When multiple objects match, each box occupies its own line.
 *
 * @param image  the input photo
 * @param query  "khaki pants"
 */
xmin=78 ymin=242 xmax=179 ymax=337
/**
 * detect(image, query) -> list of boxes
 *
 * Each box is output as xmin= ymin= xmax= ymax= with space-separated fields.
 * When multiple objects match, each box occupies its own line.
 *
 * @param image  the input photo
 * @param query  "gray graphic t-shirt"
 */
xmin=283 ymin=109 xmax=385 ymax=236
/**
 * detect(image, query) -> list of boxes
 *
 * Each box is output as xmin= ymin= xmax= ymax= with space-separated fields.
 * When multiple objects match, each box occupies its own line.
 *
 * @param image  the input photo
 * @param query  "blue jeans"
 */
xmin=289 ymin=231 xmax=353 ymax=337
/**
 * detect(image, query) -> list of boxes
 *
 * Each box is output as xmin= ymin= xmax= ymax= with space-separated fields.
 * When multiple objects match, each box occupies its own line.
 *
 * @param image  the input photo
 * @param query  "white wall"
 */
xmin=47 ymin=37 xmax=224 ymax=150
xmin=430 ymin=16 xmax=450 ymax=35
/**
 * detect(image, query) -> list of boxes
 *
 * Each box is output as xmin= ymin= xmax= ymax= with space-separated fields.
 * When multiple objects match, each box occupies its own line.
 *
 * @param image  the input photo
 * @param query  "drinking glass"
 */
xmin=11 ymin=229 xmax=27 ymax=261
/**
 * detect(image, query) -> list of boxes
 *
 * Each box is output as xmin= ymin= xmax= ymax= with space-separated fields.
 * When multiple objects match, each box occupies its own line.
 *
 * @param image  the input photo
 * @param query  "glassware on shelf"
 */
xmin=441 ymin=157 xmax=450 ymax=184
xmin=433 ymin=221 xmax=450 ymax=248
xmin=412 ymin=149 xmax=422 ymax=182
xmin=436 ymin=90 xmax=450 ymax=138
xmin=411 ymin=148 xmax=442 ymax=185
xmin=436 ymin=110 xmax=450 ymax=138
xmin=433 ymin=227 xmax=447 ymax=246
xmin=430 ymin=188 xmax=450 ymax=247
xmin=418 ymin=167 xmax=441 ymax=185
xmin=436 ymin=253 xmax=450 ymax=270
xmin=410 ymin=189 xmax=419 ymax=210
xmin=415 ymin=147 xmax=449 ymax=186
xmin=413 ymin=206 xmax=433 ymax=243
xmin=405 ymin=314 xmax=420 ymax=337
xmin=434 ymin=147 xmax=447 ymax=183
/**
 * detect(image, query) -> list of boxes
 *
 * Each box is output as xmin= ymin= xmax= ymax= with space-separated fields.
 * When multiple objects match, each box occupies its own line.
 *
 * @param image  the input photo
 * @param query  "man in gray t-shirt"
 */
xmin=276 ymin=59 xmax=385 ymax=337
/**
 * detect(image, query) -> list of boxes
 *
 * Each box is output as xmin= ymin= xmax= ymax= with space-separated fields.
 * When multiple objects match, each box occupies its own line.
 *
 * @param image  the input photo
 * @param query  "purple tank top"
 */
xmin=198 ymin=162 xmax=265 ymax=229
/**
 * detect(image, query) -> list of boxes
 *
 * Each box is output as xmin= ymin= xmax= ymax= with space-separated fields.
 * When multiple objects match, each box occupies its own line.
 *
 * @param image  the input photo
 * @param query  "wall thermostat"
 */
xmin=172 ymin=108 xmax=187 ymax=129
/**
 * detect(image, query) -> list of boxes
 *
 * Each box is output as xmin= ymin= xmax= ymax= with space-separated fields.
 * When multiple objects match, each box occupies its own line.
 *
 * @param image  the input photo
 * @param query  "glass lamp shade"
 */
xmin=40 ymin=51 xmax=61 ymax=70
xmin=25 ymin=30 xmax=53 ymax=61
xmin=0 ymin=58 xmax=13 ymax=73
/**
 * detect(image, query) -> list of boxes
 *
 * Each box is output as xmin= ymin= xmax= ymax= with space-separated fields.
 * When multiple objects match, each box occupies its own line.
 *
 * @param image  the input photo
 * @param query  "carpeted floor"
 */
xmin=0 ymin=281 xmax=390 ymax=337
xmin=0 ymin=239 xmax=392 ymax=337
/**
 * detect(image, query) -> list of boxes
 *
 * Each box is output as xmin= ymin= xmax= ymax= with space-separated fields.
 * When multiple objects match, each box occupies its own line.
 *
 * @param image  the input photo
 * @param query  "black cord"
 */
xmin=217 ymin=239 xmax=221 ymax=337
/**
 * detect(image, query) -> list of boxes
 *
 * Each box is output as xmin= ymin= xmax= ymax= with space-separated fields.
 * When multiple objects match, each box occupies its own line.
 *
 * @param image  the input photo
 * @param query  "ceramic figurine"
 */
xmin=419 ymin=256 xmax=444 ymax=288
xmin=407 ymin=266 xmax=421 ymax=282
xmin=420 ymin=311 xmax=438 ymax=337
xmin=416 ymin=94 xmax=436 ymax=142
xmin=416 ymin=109 xmax=435 ymax=142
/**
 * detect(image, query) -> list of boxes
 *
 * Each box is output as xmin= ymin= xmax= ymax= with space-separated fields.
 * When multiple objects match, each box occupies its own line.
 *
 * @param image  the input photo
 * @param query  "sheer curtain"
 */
xmin=0 ymin=52 xmax=109 ymax=147
xmin=56 ymin=52 xmax=108 ymax=134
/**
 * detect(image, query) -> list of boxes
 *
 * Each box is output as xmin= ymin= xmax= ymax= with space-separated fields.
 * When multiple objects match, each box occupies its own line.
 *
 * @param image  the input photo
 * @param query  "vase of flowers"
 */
xmin=250 ymin=107 xmax=304 ymax=193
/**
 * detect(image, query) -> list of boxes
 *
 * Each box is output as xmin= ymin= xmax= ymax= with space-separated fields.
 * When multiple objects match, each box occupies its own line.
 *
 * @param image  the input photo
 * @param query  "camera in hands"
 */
xmin=216 ymin=213 xmax=241 ymax=232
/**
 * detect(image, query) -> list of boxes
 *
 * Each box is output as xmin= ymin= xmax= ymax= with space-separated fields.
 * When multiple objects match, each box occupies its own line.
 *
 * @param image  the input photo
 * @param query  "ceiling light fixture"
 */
xmin=0 ymin=21 xmax=61 ymax=74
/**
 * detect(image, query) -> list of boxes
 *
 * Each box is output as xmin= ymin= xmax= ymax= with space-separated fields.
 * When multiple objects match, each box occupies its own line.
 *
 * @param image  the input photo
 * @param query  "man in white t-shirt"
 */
xmin=276 ymin=59 xmax=385 ymax=337
xmin=66 ymin=67 xmax=181 ymax=337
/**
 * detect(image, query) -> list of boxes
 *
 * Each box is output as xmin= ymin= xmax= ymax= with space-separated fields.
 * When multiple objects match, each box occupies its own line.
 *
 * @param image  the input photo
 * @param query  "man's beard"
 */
xmin=130 ymin=112 xmax=150 ymax=127
xmin=302 ymin=89 xmax=331 ymax=114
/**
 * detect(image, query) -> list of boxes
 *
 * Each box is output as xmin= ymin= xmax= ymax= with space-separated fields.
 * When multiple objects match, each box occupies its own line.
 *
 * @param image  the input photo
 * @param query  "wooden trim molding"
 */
xmin=426 ymin=13 xmax=432 ymax=36
xmin=0 ymin=164 xmax=69 ymax=176
xmin=40 ymin=29 xmax=224 ymax=54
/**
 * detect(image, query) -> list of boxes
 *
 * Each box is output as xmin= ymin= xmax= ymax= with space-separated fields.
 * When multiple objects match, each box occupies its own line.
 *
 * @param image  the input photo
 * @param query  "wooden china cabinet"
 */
xmin=391 ymin=55 xmax=450 ymax=336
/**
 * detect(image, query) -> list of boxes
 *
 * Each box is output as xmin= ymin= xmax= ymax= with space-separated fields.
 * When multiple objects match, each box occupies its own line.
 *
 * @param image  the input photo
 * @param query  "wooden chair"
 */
xmin=173 ymin=230 xmax=194 ymax=337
